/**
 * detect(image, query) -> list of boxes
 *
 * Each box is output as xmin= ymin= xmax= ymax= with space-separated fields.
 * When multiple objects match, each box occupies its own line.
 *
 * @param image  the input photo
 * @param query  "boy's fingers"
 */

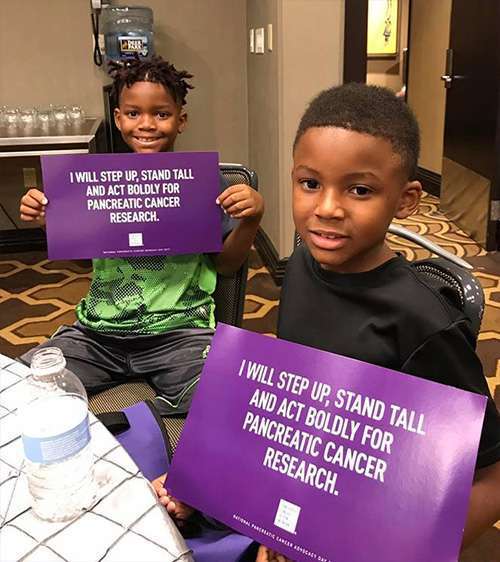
xmin=20 ymin=213 xmax=36 ymax=222
xmin=151 ymin=473 xmax=168 ymax=496
xmin=20 ymin=205 xmax=41 ymax=217
xmin=26 ymin=189 xmax=48 ymax=205
xmin=151 ymin=476 xmax=161 ymax=487
xmin=225 ymin=200 xmax=251 ymax=215
xmin=21 ymin=197 xmax=43 ymax=211
xmin=218 ymin=192 xmax=248 ymax=209
xmin=264 ymin=551 xmax=290 ymax=562
xmin=255 ymin=546 xmax=269 ymax=562
xmin=231 ymin=209 xmax=254 ymax=219
xmin=19 ymin=211 xmax=45 ymax=225
xmin=22 ymin=195 xmax=44 ymax=210
xmin=220 ymin=195 xmax=248 ymax=211
xmin=216 ymin=184 xmax=248 ymax=205
xmin=20 ymin=214 xmax=45 ymax=226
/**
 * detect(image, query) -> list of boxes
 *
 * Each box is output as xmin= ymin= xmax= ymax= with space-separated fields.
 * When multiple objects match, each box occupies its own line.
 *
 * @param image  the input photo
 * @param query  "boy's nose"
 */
xmin=315 ymin=190 xmax=345 ymax=220
xmin=138 ymin=114 xmax=156 ymax=129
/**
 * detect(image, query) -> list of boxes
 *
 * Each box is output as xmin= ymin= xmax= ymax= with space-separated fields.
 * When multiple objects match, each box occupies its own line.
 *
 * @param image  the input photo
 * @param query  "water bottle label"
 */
xmin=22 ymin=414 xmax=90 ymax=464
xmin=118 ymin=36 xmax=149 ymax=57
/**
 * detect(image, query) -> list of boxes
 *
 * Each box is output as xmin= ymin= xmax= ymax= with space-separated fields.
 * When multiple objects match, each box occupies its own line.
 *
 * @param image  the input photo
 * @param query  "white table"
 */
xmin=0 ymin=353 xmax=193 ymax=562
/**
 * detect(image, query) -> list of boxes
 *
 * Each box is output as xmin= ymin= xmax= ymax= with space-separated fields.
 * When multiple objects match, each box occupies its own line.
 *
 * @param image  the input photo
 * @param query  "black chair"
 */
xmin=294 ymin=224 xmax=485 ymax=340
xmin=387 ymin=224 xmax=484 ymax=339
xmin=214 ymin=164 xmax=258 ymax=326
xmin=409 ymin=257 xmax=484 ymax=340
xmin=89 ymin=163 xmax=258 ymax=449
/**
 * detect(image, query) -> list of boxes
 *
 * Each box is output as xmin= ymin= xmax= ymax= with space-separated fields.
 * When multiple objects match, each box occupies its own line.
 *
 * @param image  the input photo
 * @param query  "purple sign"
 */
xmin=41 ymin=151 xmax=222 ymax=260
xmin=168 ymin=324 xmax=486 ymax=562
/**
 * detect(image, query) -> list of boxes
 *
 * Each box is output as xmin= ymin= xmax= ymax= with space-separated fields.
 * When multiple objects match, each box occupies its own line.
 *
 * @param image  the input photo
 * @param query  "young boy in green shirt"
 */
xmin=19 ymin=56 xmax=264 ymax=416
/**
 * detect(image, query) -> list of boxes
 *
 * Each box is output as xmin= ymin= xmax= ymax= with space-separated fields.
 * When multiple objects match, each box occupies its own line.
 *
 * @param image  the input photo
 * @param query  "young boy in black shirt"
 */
xmin=258 ymin=83 xmax=500 ymax=561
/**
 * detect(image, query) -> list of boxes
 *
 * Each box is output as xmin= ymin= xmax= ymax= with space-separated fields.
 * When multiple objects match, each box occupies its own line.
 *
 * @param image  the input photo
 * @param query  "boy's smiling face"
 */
xmin=292 ymin=127 xmax=421 ymax=273
xmin=114 ymin=81 xmax=187 ymax=153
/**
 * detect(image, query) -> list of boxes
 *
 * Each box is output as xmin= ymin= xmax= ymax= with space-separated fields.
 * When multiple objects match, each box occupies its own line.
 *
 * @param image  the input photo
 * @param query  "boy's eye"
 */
xmin=300 ymin=179 xmax=320 ymax=190
xmin=350 ymin=185 xmax=372 ymax=197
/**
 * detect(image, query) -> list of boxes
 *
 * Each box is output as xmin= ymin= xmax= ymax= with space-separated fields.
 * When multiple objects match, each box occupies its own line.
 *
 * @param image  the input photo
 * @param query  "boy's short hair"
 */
xmin=109 ymin=56 xmax=194 ymax=107
xmin=294 ymin=83 xmax=420 ymax=180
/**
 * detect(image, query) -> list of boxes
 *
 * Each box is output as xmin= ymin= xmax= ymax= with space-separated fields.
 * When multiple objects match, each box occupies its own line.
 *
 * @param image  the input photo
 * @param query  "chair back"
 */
xmin=410 ymin=258 xmax=484 ymax=339
xmin=387 ymin=223 xmax=473 ymax=269
xmin=214 ymin=164 xmax=258 ymax=326
xmin=385 ymin=226 xmax=484 ymax=339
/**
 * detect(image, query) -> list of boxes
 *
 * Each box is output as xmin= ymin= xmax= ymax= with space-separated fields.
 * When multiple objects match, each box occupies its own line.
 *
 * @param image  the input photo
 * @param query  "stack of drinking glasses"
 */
xmin=0 ymin=104 xmax=85 ymax=132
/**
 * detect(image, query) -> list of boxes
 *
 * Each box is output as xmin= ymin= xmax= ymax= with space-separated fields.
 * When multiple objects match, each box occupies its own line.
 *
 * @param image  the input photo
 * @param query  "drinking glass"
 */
xmin=37 ymin=108 xmax=53 ymax=127
xmin=4 ymin=107 xmax=19 ymax=127
xmin=52 ymin=105 xmax=68 ymax=123
xmin=19 ymin=108 xmax=37 ymax=128
xmin=68 ymin=105 xmax=85 ymax=122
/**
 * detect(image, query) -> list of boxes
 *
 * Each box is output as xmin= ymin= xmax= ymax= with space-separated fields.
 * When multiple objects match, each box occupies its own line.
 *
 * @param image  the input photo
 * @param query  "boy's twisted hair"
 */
xmin=295 ymin=83 xmax=420 ymax=180
xmin=109 ymin=56 xmax=194 ymax=106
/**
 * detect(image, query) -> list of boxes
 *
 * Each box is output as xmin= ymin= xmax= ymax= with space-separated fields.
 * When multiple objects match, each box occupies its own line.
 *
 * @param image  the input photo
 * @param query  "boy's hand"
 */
xmin=151 ymin=473 xmax=195 ymax=523
xmin=256 ymin=545 xmax=293 ymax=562
xmin=216 ymin=184 xmax=264 ymax=222
xmin=20 ymin=189 xmax=48 ymax=225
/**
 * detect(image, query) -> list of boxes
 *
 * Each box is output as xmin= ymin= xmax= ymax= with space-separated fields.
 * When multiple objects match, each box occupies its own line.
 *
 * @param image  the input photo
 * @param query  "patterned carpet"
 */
xmin=0 ymin=192 xmax=498 ymax=559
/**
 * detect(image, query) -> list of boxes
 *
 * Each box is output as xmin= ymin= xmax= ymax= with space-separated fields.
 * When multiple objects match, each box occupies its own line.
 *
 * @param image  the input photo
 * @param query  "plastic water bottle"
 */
xmin=19 ymin=348 xmax=96 ymax=521
xmin=101 ymin=6 xmax=154 ymax=64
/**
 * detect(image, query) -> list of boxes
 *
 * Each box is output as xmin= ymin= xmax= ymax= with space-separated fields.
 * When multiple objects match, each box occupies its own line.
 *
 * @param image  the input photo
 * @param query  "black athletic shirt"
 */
xmin=278 ymin=244 xmax=500 ymax=469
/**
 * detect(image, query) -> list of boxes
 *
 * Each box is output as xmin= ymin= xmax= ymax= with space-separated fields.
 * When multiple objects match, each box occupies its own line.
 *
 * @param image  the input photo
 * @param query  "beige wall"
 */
xmin=247 ymin=0 xmax=345 ymax=258
xmin=0 ymin=2 xmax=104 ymax=118
xmin=247 ymin=0 xmax=281 ymax=249
xmin=279 ymin=0 xmax=344 ymax=257
xmin=407 ymin=0 xmax=451 ymax=174
xmin=366 ymin=0 xmax=409 ymax=93
xmin=0 ymin=0 xmax=249 ymax=162
xmin=2 ymin=0 xmax=345 ymax=258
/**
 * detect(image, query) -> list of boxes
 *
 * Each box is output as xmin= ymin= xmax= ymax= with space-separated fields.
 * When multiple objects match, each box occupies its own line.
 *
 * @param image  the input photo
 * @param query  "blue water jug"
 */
xmin=102 ymin=6 xmax=154 ymax=64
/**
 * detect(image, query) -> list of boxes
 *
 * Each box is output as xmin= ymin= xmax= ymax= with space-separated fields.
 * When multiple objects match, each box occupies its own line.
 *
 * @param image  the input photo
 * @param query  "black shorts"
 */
xmin=20 ymin=323 xmax=214 ymax=416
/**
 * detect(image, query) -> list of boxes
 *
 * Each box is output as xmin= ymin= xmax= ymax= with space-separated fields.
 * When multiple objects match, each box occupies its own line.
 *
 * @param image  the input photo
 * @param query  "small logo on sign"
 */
xmin=129 ymin=233 xmax=144 ymax=247
xmin=274 ymin=499 xmax=301 ymax=534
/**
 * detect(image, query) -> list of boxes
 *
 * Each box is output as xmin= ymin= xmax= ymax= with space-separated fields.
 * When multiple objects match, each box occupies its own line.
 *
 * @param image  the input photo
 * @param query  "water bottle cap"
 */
xmin=31 ymin=347 xmax=67 ymax=377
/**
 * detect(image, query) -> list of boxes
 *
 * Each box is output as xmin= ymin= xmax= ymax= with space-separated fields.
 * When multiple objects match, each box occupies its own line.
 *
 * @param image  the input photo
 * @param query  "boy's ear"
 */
xmin=395 ymin=180 xmax=422 ymax=219
xmin=114 ymin=108 xmax=122 ymax=132
xmin=177 ymin=111 xmax=188 ymax=134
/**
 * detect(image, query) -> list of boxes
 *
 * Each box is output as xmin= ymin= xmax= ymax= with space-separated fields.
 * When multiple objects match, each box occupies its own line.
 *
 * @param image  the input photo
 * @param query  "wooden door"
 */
xmin=440 ymin=0 xmax=500 ymax=250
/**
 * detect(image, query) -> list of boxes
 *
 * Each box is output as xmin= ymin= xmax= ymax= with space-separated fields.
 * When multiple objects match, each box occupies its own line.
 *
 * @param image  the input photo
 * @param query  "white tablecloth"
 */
xmin=0 ymin=353 xmax=193 ymax=562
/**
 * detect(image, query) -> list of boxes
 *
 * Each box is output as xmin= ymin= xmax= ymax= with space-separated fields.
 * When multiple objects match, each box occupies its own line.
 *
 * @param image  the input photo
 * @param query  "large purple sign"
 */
xmin=168 ymin=324 xmax=486 ymax=562
xmin=41 ymin=151 xmax=222 ymax=260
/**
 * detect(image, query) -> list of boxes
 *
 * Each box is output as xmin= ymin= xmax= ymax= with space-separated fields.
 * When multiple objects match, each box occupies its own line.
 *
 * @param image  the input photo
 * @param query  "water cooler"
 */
xmin=92 ymin=4 xmax=155 ymax=153
xmin=101 ymin=6 xmax=154 ymax=64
